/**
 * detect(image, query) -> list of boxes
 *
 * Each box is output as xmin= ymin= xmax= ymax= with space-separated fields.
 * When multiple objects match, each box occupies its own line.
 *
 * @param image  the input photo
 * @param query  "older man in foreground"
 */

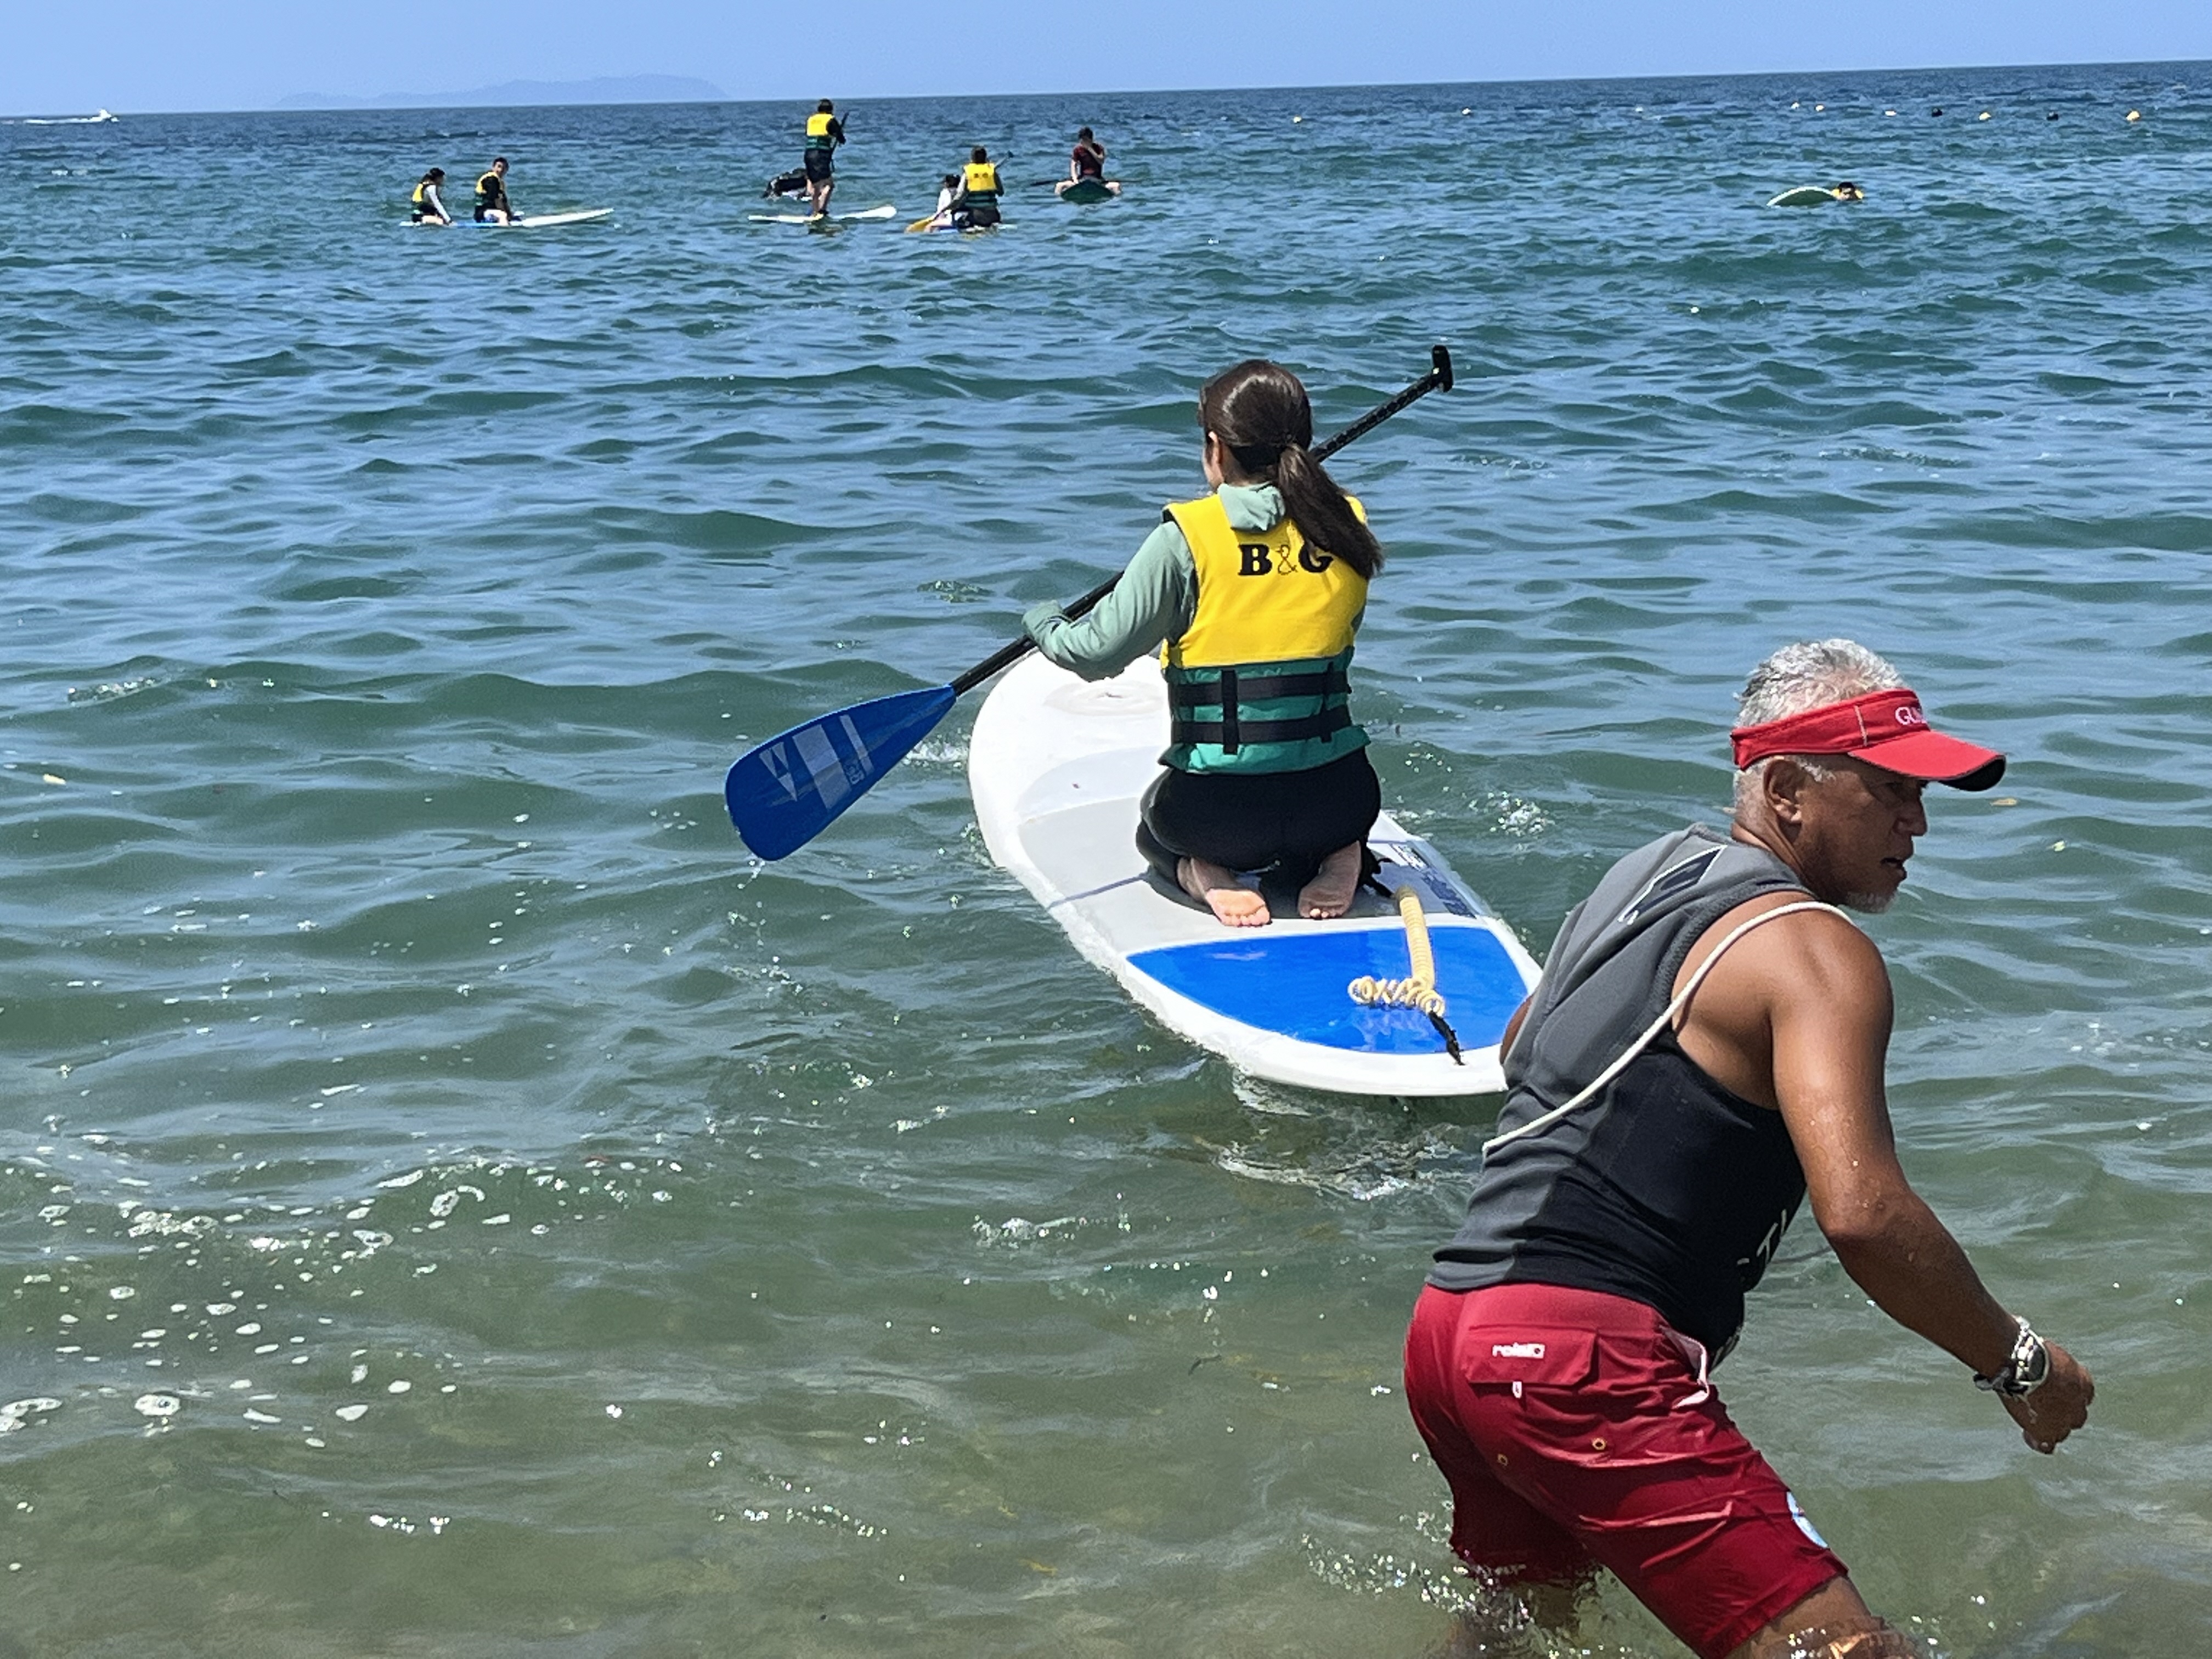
xmin=1404 ymin=639 xmax=2094 ymax=1659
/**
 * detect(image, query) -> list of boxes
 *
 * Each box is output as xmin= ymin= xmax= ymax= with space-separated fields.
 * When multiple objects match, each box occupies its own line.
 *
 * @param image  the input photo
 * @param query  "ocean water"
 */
xmin=2 ymin=61 xmax=2209 ymax=1657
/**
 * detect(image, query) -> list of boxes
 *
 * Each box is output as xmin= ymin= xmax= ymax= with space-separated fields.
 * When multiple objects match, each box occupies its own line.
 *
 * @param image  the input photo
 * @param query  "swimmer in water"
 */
xmin=1831 ymin=180 xmax=1865 ymax=201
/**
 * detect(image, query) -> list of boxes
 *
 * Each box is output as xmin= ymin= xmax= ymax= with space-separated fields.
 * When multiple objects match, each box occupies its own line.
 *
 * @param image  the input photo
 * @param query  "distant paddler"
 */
xmin=1056 ymin=126 xmax=1121 ymax=198
xmin=474 ymin=157 xmax=515 ymax=223
xmin=1023 ymin=360 xmax=1385 ymax=927
xmin=955 ymin=146 xmax=1003 ymax=228
xmin=409 ymin=166 xmax=453 ymax=225
xmin=802 ymin=99 xmax=847 ymax=218
xmin=923 ymin=172 xmax=961 ymax=231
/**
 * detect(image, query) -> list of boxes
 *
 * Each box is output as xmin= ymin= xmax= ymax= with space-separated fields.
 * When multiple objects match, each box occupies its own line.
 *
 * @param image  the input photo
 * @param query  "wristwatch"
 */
xmin=1972 ymin=1316 xmax=2051 ymax=1397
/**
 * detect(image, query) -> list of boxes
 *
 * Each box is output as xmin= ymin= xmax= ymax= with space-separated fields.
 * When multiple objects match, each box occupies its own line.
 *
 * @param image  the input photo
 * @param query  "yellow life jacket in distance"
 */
xmin=963 ymin=161 xmax=1000 ymax=196
xmin=806 ymin=111 xmax=837 ymax=147
xmin=476 ymin=171 xmax=502 ymax=204
xmin=1163 ymin=492 xmax=1367 ymax=670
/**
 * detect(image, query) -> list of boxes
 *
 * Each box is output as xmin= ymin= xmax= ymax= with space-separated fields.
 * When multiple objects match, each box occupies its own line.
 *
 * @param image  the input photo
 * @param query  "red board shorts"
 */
xmin=1403 ymin=1281 xmax=1848 ymax=1659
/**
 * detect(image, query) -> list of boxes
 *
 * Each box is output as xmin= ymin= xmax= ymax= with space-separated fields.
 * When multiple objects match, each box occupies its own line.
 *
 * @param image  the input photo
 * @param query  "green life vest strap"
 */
xmin=1166 ymin=663 xmax=1352 ymax=755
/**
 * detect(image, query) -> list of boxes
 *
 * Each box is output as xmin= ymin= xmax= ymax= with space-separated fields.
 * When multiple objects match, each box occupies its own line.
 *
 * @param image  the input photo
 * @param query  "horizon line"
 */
xmin=8 ymin=54 xmax=2207 ymax=122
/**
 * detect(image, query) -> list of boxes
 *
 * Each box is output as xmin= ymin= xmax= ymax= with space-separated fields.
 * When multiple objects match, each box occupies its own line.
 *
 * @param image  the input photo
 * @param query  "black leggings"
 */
xmin=1136 ymin=747 xmax=1380 ymax=891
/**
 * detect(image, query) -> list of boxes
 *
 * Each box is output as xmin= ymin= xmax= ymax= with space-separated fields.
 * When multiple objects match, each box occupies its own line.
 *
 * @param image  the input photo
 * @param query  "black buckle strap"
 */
xmin=1166 ymin=664 xmax=1348 ymax=712
xmin=1170 ymin=703 xmax=1352 ymax=750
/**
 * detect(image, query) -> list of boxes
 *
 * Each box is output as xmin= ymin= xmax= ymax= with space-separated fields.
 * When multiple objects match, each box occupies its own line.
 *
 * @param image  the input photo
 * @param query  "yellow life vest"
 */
xmin=1163 ymin=492 xmax=1367 ymax=670
xmin=412 ymin=180 xmax=430 ymax=205
xmin=963 ymin=161 xmax=1000 ymax=196
xmin=806 ymin=111 xmax=837 ymax=144
xmin=476 ymin=171 xmax=503 ymax=202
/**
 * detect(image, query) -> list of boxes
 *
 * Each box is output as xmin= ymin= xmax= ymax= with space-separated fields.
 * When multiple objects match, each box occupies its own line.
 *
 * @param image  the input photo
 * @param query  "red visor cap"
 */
xmin=1730 ymin=688 xmax=2006 ymax=791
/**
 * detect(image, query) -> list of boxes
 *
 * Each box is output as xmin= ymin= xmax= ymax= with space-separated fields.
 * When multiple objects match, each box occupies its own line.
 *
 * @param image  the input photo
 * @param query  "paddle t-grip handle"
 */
xmin=950 ymin=346 xmax=1455 ymax=699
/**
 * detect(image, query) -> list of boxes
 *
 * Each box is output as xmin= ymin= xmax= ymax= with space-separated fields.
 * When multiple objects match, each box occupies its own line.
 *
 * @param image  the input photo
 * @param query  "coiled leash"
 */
xmin=1348 ymin=887 xmax=1464 ymax=1063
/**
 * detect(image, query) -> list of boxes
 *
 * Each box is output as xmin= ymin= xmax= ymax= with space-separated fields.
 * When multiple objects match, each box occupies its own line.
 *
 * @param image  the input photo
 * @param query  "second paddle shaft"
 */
xmin=949 ymin=346 xmax=1454 ymax=697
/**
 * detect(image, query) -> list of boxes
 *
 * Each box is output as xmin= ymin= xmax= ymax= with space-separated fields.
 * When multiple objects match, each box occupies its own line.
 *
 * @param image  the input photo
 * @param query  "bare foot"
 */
xmin=1178 ymin=857 xmax=1269 ymax=928
xmin=1297 ymin=842 xmax=1364 ymax=919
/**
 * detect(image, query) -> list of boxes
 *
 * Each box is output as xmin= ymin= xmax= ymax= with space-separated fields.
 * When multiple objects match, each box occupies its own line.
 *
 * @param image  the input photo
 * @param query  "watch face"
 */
xmin=2019 ymin=1340 xmax=2051 ymax=1387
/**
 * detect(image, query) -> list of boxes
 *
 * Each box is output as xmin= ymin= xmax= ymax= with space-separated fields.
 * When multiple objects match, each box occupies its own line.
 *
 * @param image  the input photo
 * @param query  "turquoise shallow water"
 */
xmin=3 ymin=62 xmax=2210 ymax=1656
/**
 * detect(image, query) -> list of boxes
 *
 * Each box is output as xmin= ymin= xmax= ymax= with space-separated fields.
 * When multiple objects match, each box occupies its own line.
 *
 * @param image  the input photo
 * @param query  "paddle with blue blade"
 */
xmin=726 ymin=345 xmax=1455 ymax=859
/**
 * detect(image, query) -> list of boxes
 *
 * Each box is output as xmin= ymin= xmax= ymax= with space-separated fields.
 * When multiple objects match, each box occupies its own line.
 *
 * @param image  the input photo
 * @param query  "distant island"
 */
xmin=279 ymin=74 xmax=725 ymax=110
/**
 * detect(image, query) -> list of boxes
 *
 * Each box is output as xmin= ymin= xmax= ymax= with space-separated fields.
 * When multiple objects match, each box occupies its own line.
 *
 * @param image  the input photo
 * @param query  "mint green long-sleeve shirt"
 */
xmin=1020 ymin=483 xmax=1287 ymax=679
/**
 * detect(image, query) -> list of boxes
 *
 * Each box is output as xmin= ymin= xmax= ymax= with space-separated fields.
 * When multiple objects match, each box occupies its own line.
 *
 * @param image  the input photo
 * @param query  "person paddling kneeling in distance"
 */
xmin=1024 ymin=360 xmax=1384 ymax=928
xmin=1057 ymin=126 xmax=1120 ymax=196
xmin=1403 ymin=639 xmax=2094 ymax=1659
xmin=955 ymin=146 xmax=1003 ymax=227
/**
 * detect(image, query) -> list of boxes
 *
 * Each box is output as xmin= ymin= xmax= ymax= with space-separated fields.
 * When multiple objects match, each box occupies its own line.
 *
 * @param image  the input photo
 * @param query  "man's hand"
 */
xmin=2003 ymin=1341 xmax=2094 ymax=1454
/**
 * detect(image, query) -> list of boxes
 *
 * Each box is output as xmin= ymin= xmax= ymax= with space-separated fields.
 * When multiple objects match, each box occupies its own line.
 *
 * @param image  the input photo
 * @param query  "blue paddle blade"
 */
xmin=725 ymin=683 xmax=960 ymax=860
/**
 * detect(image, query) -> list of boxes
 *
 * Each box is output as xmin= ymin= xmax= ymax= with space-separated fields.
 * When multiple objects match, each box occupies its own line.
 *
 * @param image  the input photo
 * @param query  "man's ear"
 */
xmin=1760 ymin=757 xmax=1815 ymax=827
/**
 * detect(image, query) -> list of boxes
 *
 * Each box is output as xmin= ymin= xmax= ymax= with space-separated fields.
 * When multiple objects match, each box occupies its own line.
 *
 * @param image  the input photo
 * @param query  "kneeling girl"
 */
xmin=1023 ymin=360 xmax=1384 ymax=928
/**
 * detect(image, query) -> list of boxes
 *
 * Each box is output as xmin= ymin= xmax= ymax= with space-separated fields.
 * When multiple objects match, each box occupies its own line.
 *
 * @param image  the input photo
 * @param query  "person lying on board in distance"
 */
xmin=1403 ymin=639 xmax=2095 ymax=1659
xmin=1056 ymin=126 xmax=1120 ymax=195
xmin=474 ymin=157 xmax=514 ymax=223
xmin=802 ymin=99 xmax=845 ymax=218
xmin=1830 ymin=180 xmax=1865 ymax=200
xmin=953 ymin=146 xmax=1003 ymax=227
xmin=1023 ymin=360 xmax=1385 ymax=928
xmin=410 ymin=167 xmax=453 ymax=224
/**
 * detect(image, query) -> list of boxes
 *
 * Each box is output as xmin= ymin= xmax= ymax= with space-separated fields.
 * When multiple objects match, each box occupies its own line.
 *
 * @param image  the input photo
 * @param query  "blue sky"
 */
xmin=10 ymin=2 xmax=2210 ymax=115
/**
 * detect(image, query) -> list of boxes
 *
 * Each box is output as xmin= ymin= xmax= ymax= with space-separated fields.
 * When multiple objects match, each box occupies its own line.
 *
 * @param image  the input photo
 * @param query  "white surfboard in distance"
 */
xmin=969 ymin=653 xmax=1541 ymax=1097
xmin=497 ymin=209 xmax=611 ymax=228
xmin=417 ymin=209 xmax=612 ymax=228
xmin=747 ymin=204 xmax=898 ymax=223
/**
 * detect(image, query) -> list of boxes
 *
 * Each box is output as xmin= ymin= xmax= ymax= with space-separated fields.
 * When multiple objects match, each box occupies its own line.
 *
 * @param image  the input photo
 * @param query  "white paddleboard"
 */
xmin=1766 ymin=186 xmax=1838 ymax=208
xmin=748 ymin=204 xmax=897 ymax=223
xmin=970 ymin=653 xmax=1541 ymax=1097
xmin=448 ymin=208 xmax=612 ymax=228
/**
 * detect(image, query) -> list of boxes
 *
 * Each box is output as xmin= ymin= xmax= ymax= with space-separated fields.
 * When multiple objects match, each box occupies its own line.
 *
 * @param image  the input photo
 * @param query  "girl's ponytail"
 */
xmin=1198 ymin=360 xmax=1385 ymax=580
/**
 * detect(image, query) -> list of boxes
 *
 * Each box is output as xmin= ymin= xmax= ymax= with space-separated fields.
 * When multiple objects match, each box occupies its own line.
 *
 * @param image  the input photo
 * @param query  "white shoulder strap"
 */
xmin=1481 ymin=899 xmax=1850 ymax=1158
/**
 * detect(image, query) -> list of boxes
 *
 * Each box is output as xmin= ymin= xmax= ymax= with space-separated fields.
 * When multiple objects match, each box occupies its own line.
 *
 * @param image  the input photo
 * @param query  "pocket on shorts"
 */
xmin=1459 ymin=1328 xmax=1598 ymax=1390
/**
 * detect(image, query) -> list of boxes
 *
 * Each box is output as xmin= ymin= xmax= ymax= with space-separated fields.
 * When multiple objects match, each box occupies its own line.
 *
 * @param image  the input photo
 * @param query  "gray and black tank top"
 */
xmin=1430 ymin=825 xmax=1813 ymax=1357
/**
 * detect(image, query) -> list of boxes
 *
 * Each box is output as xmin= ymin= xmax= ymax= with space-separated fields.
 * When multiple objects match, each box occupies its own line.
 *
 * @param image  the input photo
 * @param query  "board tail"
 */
xmin=726 ymin=684 xmax=958 ymax=860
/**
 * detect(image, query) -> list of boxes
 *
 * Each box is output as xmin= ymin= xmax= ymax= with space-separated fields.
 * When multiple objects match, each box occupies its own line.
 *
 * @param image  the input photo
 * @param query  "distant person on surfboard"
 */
xmin=1056 ymin=127 xmax=1120 ymax=197
xmin=802 ymin=100 xmax=845 ymax=218
xmin=927 ymin=173 xmax=961 ymax=230
xmin=954 ymin=146 xmax=1003 ymax=227
xmin=474 ymin=157 xmax=515 ymax=224
xmin=1022 ymin=360 xmax=1385 ymax=928
xmin=409 ymin=167 xmax=453 ymax=224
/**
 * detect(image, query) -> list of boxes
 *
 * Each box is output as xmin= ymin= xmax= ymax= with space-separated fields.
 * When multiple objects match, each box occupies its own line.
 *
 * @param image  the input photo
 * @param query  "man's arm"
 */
xmin=1756 ymin=915 xmax=2094 ymax=1452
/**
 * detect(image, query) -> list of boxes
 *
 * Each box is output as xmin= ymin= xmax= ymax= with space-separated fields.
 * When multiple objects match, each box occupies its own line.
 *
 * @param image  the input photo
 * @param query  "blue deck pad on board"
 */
xmin=1128 ymin=926 xmax=1526 ymax=1054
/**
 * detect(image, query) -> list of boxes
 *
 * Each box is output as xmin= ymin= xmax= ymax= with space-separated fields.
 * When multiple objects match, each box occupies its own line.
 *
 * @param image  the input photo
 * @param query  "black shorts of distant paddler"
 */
xmin=1136 ymin=747 xmax=1381 ymax=893
xmin=803 ymin=150 xmax=835 ymax=182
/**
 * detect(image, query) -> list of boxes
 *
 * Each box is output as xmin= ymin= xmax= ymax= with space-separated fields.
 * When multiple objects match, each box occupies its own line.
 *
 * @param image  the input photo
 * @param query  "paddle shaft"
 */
xmin=948 ymin=345 xmax=1453 ymax=697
